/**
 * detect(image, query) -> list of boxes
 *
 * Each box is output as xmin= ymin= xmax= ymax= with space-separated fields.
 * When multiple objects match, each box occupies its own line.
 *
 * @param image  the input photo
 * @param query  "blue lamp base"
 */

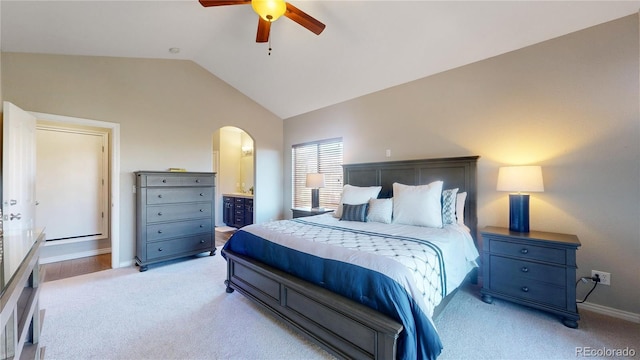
xmin=311 ymin=188 xmax=320 ymax=209
xmin=509 ymin=194 xmax=530 ymax=233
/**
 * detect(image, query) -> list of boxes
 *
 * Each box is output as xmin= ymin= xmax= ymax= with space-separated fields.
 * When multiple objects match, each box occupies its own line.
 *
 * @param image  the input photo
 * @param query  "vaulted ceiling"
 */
xmin=2 ymin=1 xmax=639 ymax=119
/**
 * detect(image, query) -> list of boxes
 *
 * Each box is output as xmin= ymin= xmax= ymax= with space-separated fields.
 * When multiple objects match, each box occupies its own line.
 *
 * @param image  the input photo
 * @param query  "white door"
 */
xmin=35 ymin=127 xmax=108 ymax=240
xmin=2 ymin=102 xmax=37 ymax=281
xmin=2 ymin=102 xmax=36 ymax=235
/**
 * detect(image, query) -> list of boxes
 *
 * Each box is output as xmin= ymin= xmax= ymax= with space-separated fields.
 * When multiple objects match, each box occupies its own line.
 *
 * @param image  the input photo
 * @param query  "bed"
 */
xmin=221 ymin=156 xmax=479 ymax=360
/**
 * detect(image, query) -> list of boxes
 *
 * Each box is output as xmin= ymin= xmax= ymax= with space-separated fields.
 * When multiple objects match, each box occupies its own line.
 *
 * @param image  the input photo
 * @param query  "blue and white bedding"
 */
xmin=222 ymin=213 xmax=479 ymax=360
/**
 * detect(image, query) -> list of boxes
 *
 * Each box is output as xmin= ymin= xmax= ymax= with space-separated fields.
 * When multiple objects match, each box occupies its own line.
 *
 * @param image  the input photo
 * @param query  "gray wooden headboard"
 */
xmin=342 ymin=156 xmax=480 ymax=245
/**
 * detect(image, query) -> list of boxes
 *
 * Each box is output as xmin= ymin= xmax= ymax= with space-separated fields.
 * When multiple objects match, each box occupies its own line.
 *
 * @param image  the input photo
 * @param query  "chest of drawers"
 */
xmin=480 ymin=226 xmax=581 ymax=328
xmin=135 ymin=171 xmax=216 ymax=271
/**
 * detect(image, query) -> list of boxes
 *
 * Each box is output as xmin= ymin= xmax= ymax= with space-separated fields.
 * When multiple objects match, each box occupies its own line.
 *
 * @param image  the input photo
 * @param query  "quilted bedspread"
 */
xmin=222 ymin=215 xmax=479 ymax=360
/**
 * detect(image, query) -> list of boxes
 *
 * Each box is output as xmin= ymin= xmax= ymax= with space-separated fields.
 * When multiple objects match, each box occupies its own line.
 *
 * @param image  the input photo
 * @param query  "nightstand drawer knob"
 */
xmin=521 ymin=286 xmax=529 ymax=292
xmin=520 ymin=248 xmax=529 ymax=254
xmin=521 ymin=267 xmax=529 ymax=273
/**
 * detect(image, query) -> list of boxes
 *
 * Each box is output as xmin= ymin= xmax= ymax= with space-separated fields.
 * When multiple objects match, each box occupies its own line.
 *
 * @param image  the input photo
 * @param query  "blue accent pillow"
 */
xmin=340 ymin=203 xmax=369 ymax=222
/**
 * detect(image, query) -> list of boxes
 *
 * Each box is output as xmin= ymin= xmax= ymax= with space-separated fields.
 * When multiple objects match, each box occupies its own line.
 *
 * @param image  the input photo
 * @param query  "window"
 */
xmin=292 ymin=138 xmax=343 ymax=210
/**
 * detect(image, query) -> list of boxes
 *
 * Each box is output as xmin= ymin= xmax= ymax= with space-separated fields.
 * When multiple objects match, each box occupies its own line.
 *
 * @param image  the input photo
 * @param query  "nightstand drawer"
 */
xmin=491 ymin=275 xmax=566 ymax=308
xmin=490 ymin=239 xmax=566 ymax=264
xmin=491 ymin=256 xmax=565 ymax=286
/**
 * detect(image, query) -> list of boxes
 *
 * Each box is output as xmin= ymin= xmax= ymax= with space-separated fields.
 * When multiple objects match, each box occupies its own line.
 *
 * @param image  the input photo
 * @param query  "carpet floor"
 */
xmin=39 ymin=250 xmax=639 ymax=359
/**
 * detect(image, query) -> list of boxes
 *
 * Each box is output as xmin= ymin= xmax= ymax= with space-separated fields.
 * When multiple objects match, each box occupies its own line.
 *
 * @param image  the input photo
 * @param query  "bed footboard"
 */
xmin=223 ymin=249 xmax=403 ymax=360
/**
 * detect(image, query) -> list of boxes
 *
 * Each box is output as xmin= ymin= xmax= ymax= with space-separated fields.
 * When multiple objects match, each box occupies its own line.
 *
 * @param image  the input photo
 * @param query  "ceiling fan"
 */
xmin=199 ymin=0 xmax=326 ymax=43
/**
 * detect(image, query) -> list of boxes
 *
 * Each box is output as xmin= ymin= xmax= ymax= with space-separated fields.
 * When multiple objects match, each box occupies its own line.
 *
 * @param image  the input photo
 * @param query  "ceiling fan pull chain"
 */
xmin=268 ymin=22 xmax=273 ymax=55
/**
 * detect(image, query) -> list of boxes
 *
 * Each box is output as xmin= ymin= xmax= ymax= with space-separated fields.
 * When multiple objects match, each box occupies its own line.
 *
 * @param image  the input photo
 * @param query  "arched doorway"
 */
xmin=212 ymin=126 xmax=255 ymax=228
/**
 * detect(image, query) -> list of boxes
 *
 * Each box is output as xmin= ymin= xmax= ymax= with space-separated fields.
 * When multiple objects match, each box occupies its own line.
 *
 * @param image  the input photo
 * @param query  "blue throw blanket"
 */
xmin=222 ymin=220 xmax=446 ymax=360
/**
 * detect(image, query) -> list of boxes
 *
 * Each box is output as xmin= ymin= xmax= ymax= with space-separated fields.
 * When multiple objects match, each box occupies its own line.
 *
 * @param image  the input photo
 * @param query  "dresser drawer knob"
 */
xmin=162 ymin=179 xmax=167 ymax=183
xmin=158 ymin=247 xmax=163 ymax=252
xmin=520 ymin=248 xmax=529 ymax=254
xmin=158 ymin=230 xmax=163 ymax=234
xmin=200 ymin=209 xmax=204 ymax=212
xmin=200 ymin=240 xmax=205 ymax=243
xmin=521 ymin=286 xmax=529 ymax=292
xmin=195 ymin=179 xmax=200 ymax=183
xmin=521 ymin=267 xmax=529 ymax=273
xmin=157 ymin=212 xmax=163 ymax=216
xmin=158 ymin=194 xmax=163 ymax=198
xmin=200 ymin=224 xmax=204 ymax=228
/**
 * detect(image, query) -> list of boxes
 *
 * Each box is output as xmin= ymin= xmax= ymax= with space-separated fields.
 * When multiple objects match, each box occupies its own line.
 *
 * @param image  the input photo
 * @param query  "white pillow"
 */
xmin=392 ymin=181 xmax=444 ymax=228
xmin=456 ymin=192 xmax=467 ymax=225
xmin=334 ymin=184 xmax=382 ymax=218
xmin=367 ymin=198 xmax=393 ymax=224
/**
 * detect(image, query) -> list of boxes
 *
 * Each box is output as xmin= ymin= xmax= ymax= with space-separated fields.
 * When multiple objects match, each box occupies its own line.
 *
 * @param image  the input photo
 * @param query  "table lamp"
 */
xmin=497 ymin=165 xmax=544 ymax=233
xmin=306 ymin=173 xmax=325 ymax=209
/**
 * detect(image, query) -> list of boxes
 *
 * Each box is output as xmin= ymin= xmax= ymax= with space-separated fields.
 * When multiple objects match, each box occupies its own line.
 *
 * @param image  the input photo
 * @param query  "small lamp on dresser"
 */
xmin=306 ymin=173 xmax=325 ymax=209
xmin=497 ymin=165 xmax=544 ymax=233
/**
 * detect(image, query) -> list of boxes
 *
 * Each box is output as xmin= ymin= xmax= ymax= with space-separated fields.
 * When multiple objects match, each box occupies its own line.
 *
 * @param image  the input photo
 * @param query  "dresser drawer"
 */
xmin=147 ymin=203 xmax=212 ymax=223
xmin=490 ymin=274 xmax=566 ymax=308
xmin=490 ymin=239 xmax=566 ymax=265
xmin=490 ymin=256 xmax=565 ymax=286
xmin=147 ymin=187 xmax=214 ymax=205
xmin=147 ymin=218 xmax=213 ymax=241
xmin=146 ymin=234 xmax=213 ymax=260
xmin=144 ymin=174 xmax=215 ymax=187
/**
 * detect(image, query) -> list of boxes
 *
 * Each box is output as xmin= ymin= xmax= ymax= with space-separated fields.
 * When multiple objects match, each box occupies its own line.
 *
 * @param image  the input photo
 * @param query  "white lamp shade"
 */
xmin=497 ymin=166 xmax=544 ymax=193
xmin=306 ymin=173 xmax=325 ymax=188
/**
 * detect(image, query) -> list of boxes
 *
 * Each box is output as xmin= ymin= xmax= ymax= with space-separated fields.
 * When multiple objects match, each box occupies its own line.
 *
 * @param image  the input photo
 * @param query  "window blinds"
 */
xmin=292 ymin=138 xmax=343 ymax=209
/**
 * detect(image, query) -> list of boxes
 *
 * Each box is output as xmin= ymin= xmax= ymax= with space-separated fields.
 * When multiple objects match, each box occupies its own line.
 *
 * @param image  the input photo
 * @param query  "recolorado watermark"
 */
xmin=576 ymin=346 xmax=636 ymax=357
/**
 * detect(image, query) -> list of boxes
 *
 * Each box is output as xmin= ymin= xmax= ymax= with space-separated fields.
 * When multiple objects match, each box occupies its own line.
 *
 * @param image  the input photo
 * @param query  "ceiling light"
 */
xmin=251 ymin=0 xmax=286 ymax=22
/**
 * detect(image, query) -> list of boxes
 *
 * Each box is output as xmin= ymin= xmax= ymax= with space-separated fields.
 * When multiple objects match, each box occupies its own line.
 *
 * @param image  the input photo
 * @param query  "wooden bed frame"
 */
xmin=223 ymin=156 xmax=479 ymax=359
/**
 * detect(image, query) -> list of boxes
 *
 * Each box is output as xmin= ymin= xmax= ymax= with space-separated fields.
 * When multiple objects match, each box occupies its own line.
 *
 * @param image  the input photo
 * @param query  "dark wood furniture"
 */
xmin=291 ymin=207 xmax=334 ymax=218
xmin=0 ymin=230 xmax=45 ymax=359
xmin=135 ymin=171 xmax=216 ymax=271
xmin=223 ymin=195 xmax=253 ymax=228
xmin=223 ymin=156 xmax=479 ymax=359
xmin=480 ymin=226 xmax=581 ymax=328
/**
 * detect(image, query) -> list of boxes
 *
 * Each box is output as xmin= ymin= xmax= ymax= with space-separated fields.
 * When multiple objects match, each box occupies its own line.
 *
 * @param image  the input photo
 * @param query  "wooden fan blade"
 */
xmin=284 ymin=2 xmax=325 ymax=35
xmin=199 ymin=0 xmax=251 ymax=7
xmin=256 ymin=17 xmax=271 ymax=43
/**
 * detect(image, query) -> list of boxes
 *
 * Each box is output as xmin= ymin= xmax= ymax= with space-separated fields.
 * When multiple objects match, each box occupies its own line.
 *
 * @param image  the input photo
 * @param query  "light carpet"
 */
xmin=40 ymin=251 xmax=639 ymax=360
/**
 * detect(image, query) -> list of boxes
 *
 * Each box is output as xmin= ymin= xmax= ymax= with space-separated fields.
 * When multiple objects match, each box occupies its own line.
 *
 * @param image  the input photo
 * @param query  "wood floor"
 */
xmin=42 ymin=230 xmax=235 ymax=282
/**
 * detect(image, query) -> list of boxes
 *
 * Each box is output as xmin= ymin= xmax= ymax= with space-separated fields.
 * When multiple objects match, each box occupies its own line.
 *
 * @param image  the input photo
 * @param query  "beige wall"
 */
xmin=284 ymin=15 xmax=640 ymax=314
xmin=1 ymin=53 xmax=284 ymax=266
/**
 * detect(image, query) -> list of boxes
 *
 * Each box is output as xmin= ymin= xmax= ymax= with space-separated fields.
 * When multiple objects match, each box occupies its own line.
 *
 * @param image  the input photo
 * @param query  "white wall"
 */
xmin=284 ymin=15 xmax=640 ymax=315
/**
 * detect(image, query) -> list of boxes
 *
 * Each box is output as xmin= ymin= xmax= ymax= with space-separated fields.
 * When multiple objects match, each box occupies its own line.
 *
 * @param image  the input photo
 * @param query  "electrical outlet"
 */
xmin=591 ymin=270 xmax=611 ymax=286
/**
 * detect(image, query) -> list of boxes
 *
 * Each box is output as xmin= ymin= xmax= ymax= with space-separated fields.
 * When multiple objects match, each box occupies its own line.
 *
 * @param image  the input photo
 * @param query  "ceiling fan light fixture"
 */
xmin=251 ymin=0 xmax=286 ymax=22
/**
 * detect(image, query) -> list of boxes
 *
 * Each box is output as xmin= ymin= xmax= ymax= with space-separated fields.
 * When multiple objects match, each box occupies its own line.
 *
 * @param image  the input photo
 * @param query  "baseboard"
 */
xmin=40 ymin=248 xmax=111 ymax=264
xmin=578 ymin=301 xmax=640 ymax=323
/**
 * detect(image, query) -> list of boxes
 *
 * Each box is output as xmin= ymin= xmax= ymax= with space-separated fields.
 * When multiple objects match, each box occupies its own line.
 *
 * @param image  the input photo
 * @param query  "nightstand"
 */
xmin=480 ymin=226 xmax=581 ymax=328
xmin=291 ymin=207 xmax=334 ymax=218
